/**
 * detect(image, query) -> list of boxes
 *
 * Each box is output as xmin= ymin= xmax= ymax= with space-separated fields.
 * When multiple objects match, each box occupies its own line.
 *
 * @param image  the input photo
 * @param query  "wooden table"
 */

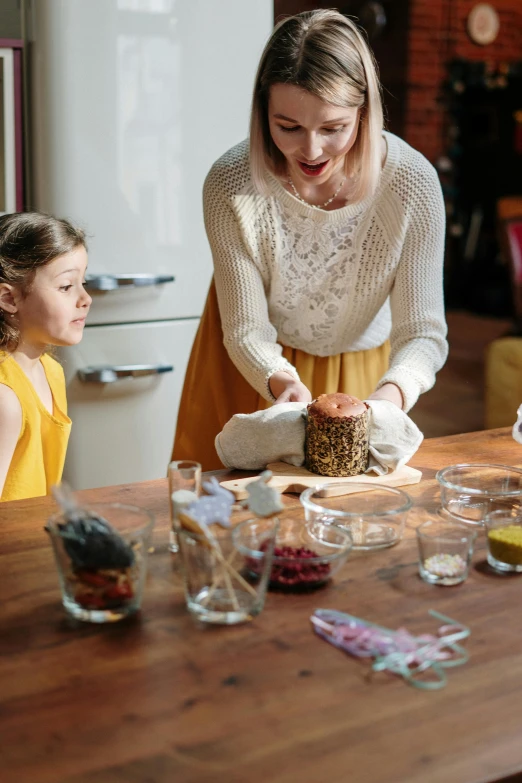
xmin=2 ymin=428 xmax=522 ymax=783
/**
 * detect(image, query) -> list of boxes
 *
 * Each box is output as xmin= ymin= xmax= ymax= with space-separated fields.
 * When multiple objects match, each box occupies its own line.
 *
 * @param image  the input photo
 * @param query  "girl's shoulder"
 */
xmin=40 ymin=353 xmax=65 ymax=382
xmin=40 ymin=354 xmax=68 ymax=419
xmin=0 ymin=362 xmax=23 ymax=434
xmin=0 ymin=379 xmax=22 ymax=412
xmin=204 ymin=139 xmax=252 ymax=200
xmin=0 ymin=353 xmax=17 ymax=384
xmin=0 ymin=352 xmax=65 ymax=411
xmin=0 ymin=380 xmax=23 ymax=446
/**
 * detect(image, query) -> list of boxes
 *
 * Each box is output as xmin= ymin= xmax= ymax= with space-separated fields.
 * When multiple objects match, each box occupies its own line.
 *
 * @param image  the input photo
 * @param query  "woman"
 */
xmin=172 ymin=9 xmax=447 ymax=471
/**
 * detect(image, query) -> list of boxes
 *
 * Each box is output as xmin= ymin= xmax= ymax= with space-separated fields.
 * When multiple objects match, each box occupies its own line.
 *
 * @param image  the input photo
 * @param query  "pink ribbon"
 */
xmin=311 ymin=609 xmax=470 ymax=689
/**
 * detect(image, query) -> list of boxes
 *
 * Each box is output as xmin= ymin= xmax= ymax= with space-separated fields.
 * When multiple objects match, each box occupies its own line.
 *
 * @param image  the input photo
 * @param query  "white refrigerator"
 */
xmin=26 ymin=0 xmax=272 ymax=489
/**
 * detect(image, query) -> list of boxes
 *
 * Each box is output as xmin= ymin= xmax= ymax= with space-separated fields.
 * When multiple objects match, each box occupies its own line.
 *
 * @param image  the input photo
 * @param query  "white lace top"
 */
xmin=204 ymin=131 xmax=448 ymax=411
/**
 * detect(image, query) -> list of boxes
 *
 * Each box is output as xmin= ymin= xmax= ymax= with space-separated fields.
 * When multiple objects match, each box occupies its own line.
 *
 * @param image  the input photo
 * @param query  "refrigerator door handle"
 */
xmin=84 ymin=274 xmax=175 ymax=291
xmin=77 ymin=364 xmax=174 ymax=384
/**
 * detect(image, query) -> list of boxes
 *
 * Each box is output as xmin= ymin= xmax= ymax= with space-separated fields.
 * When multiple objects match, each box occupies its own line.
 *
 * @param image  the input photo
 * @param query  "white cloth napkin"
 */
xmin=513 ymin=404 xmax=522 ymax=445
xmin=215 ymin=399 xmax=423 ymax=474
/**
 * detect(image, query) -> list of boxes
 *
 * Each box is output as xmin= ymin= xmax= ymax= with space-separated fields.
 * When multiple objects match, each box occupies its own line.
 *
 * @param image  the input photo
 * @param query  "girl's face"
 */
xmin=11 ymin=246 xmax=92 ymax=349
xmin=268 ymin=83 xmax=359 ymax=188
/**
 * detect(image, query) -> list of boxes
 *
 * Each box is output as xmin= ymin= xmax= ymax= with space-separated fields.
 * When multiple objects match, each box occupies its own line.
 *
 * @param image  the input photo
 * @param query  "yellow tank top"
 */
xmin=0 ymin=353 xmax=71 ymax=502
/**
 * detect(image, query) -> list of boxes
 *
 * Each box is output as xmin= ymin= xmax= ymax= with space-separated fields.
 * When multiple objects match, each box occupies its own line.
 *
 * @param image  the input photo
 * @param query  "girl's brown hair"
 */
xmin=0 ymin=212 xmax=87 ymax=352
xmin=250 ymin=9 xmax=384 ymax=203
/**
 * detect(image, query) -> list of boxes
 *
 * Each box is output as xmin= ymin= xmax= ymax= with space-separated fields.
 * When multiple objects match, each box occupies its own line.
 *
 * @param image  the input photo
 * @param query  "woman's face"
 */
xmin=268 ymin=83 xmax=359 ymax=188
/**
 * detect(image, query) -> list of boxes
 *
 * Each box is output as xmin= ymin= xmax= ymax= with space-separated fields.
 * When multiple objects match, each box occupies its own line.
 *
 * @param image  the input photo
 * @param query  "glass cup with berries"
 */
xmin=46 ymin=503 xmax=154 ymax=622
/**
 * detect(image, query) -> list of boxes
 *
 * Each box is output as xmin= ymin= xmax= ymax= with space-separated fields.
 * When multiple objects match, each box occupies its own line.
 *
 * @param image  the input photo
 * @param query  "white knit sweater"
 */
xmin=204 ymin=131 xmax=448 ymax=412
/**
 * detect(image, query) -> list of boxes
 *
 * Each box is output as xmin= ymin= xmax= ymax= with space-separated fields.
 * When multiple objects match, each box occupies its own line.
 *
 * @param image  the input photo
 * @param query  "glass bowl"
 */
xmin=241 ymin=516 xmax=353 ymax=591
xmin=436 ymin=464 xmax=522 ymax=526
xmin=300 ymin=483 xmax=412 ymax=550
xmin=484 ymin=509 xmax=522 ymax=573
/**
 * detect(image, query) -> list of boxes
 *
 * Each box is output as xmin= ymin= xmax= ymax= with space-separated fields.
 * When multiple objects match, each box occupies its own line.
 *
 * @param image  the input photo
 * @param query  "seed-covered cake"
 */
xmin=305 ymin=393 xmax=369 ymax=477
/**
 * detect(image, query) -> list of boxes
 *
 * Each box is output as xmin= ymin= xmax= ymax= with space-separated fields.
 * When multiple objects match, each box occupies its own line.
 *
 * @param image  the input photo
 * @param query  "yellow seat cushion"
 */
xmin=485 ymin=337 xmax=522 ymax=428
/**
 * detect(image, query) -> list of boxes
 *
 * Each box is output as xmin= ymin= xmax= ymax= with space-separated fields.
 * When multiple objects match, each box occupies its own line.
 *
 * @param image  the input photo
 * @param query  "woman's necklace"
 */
xmin=287 ymin=175 xmax=346 ymax=210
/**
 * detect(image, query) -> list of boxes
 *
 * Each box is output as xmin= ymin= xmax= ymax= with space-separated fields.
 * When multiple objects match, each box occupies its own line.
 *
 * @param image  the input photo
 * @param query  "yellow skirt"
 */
xmin=172 ymin=281 xmax=390 ymax=471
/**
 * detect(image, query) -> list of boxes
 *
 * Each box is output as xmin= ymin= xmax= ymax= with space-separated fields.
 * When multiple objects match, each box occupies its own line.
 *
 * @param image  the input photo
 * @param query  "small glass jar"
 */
xmin=416 ymin=516 xmax=477 ymax=586
xmin=485 ymin=509 xmax=522 ymax=573
xmin=168 ymin=460 xmax=201 ymax=553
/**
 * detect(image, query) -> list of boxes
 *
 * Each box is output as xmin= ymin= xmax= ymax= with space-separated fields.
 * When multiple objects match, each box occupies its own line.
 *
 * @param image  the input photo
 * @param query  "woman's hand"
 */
xmin=367 ymin=382 xmax=404 ymax=409
xmin=269 ymin=371 xmax=312 ymax=404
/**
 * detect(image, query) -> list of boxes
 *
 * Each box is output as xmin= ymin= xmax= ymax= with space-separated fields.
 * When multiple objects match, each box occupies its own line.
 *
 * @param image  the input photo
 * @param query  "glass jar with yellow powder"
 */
xmin=485 ymin=510 xmax=522 ymax=573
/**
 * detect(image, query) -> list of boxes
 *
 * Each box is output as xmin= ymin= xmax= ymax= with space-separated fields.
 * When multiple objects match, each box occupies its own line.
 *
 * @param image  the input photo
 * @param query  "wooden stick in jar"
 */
xmin=178 ymin=511 xmax=257 ymax=598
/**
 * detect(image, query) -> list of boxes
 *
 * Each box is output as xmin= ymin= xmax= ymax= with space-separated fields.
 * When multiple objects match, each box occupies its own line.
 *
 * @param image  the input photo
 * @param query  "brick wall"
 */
xmin=405 ymin=0 xmax=522 ymax=163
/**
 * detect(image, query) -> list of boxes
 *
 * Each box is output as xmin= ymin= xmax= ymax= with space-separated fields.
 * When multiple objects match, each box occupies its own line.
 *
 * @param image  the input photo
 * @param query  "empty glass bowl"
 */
xmin=300 ymin=483 xmax=412 ymax=550
xmin=436 ymin=464 xmax=522 ymax=525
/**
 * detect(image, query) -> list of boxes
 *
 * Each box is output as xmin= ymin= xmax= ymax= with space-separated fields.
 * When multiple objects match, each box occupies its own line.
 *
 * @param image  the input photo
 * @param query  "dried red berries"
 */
xmin=248 ymin=542 xmax=331 ymax=590
xmin=270 ymin=545 xmax=331 ymax=589
xmin=58 ymin=514 xmax=137 ymax=611
xmin=71 ymin=567 xmax=135 ymax=610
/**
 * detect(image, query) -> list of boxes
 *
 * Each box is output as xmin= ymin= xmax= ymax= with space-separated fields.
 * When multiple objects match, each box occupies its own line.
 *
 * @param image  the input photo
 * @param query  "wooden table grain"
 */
xmin=1 ymin=428 xmax=522 ymax=783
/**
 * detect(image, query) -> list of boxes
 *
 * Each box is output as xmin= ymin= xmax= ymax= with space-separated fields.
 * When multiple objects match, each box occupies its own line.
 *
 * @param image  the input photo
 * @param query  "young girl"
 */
xmin=0 ymin=212 xmax=91 ymax=501
xmin=173 ymin=9 xmax=448 ymax=470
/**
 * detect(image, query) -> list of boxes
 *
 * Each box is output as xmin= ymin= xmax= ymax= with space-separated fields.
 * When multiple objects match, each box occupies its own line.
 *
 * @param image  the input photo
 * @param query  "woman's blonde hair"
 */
xmin=249 ymin=9 xmax=384 ymax=204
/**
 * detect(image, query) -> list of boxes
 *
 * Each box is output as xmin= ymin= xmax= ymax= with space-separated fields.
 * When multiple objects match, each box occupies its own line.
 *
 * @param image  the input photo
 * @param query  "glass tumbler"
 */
xmin=178 ymin=517 xmax=278 ymax=624
xmin=485 ymin=509 xmax=522 ymax=573
xmin=416 ymin=516 xmax=477 ymax=586
xmin=168 ymin=460 xmax=201 ymax=553
xmin=46 ymin=502 xmax=155 ymax=623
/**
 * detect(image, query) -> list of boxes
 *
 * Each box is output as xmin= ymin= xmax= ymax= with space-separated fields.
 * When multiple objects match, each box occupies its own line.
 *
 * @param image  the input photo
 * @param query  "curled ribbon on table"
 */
xmin=311 ymin=609 xmax=470 ymax=690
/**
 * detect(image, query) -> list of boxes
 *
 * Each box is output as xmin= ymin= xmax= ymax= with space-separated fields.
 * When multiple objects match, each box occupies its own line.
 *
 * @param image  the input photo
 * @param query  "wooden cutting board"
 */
xmin=220 ymin=461 xmax=422 ymax=500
